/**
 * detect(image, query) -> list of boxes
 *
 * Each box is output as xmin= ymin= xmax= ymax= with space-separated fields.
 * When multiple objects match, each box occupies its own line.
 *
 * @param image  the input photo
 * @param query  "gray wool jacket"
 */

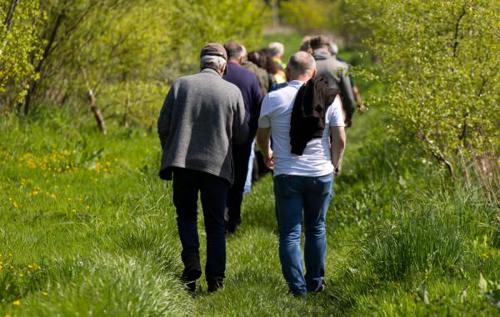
xmin=314 ymin=50 xmax=356 ymax=120
xmin=157 ymin=68 xmax=249 ymax=184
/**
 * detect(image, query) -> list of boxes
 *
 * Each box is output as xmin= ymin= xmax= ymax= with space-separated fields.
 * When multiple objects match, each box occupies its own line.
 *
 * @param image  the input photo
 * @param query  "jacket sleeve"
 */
xmin=157 ymin=85 xmax=175 ymax=150
xmin=339 ymin=73 xmax=356 ymax=120
xmin=249 ymin=75 xmax=264 ymax=138
xmin=232 ymin=93 xmax=249 ymax=145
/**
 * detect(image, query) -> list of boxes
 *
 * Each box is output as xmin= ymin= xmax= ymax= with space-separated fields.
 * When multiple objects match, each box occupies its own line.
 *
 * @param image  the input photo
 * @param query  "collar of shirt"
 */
xmin=288 ymin=80 xmax=305 ymax=89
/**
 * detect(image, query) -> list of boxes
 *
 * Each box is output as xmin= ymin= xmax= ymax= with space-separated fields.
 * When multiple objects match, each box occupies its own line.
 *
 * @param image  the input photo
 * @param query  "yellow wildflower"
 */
xmin=12 ymin=299 xmax=21 ymax=306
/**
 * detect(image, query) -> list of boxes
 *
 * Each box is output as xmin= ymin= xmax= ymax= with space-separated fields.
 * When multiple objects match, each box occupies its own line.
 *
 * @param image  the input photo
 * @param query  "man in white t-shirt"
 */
xmin=256 ymin=52 xmax=346 ymax=296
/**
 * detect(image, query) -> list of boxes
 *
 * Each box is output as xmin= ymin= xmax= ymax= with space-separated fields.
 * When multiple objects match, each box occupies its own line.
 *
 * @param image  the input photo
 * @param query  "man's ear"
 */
xmin=311 ymin=69 xmax=317 ymax=79
xmin=222 ymin=65 xmax=227 ymax=76
xmin=285 ymin=68 xmax=291 ymax=81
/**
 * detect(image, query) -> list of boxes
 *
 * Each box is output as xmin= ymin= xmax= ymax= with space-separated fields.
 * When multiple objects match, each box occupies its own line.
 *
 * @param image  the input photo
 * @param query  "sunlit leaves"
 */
xmin=348 ymin=0 xmax=499 ymax=172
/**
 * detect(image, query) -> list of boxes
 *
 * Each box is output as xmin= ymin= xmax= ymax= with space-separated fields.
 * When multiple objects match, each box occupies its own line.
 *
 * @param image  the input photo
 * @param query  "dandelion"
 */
xmin=12 ymin=201 xmax=18 ymax=209
xmin=12 ymin=299 xmax=21 ymax=306
xmin=28 ymin=263 xmax=40 ymax=271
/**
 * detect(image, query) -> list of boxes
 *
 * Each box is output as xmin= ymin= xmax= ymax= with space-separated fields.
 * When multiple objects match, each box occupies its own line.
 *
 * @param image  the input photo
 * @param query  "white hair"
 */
xmin=200 ymin=55 xmax=227 ymax=71
xmin=240 ymin=45 xmax=247 ymax=58
xmin=330 ymin=42 xmax=339 ymax=55
xmin=268 ymin=42 xmax=285 ymax=57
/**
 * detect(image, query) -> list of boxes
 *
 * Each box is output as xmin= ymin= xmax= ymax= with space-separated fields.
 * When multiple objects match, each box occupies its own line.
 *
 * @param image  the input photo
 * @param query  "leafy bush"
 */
xmin=0 ymin=0 xmax=42 ymax=110
xmin=346 ymin=0 xmax=499 ymax=184
xmin=1 ymin=0 xmax=268 ymax=129
xmin=280 ymin=0 xmax=333 ymax=32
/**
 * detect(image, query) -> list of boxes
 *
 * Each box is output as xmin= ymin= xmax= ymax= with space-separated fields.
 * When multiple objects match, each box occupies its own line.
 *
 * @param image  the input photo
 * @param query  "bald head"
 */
xmin=286 ymin=52 xmax=316 ymax=81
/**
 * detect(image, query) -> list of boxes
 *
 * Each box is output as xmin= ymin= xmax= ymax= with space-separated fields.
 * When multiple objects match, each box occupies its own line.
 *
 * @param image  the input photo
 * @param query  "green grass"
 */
xmin=0 ymin=103 xmax=498 ymax=316
xmin=1 ymin=32 xmax=499 ymax=316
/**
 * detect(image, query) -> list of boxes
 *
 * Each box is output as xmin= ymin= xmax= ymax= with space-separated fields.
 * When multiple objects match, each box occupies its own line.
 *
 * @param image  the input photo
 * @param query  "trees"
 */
xmin=280 ymin=0 xmax=334 ymax=32
xmin=346 ymin=0 xmax=499 ymax=185
xmin=0 ymin=0 xmax=268 ymax=130
xmin=0 ymin=0 xmax=42 ymax=112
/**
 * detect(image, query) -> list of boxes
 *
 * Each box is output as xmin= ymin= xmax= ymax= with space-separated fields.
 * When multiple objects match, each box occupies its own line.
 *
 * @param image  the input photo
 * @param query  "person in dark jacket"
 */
xmin=242 ymin=46 xmax=270 ymax=96
xmin=223 ymin=42 xmax=264 ymax=234
xmin=157 ymin=43 xmax=248 ymax=293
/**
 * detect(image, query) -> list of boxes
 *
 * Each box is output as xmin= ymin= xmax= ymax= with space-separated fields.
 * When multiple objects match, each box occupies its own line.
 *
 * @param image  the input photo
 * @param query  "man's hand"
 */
xmin=330 ymin=126 xmax=346 ymax=173
xmin=334 ymin=165 xmax=341 ymax=176
xmin=345 ymin=117 xmax=352 ymax=128
xmin=264 ymin=149 xmax=275 ymax=170
xmin=257 ymin=127 xmax=273 ymax=169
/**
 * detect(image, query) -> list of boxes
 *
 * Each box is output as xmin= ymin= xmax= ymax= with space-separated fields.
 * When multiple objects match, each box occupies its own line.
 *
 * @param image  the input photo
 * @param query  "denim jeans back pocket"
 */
xmin=311 ymin=174 xmax=333 ymax=197
xmin=274 ymin=175 xmax=299 ymax=198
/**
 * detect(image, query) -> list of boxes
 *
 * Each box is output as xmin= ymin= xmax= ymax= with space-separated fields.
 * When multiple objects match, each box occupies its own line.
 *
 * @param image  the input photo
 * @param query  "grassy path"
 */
xmin=1 ymin=106 xmax=498 ymax=316
xmin=0 ymin=86 xmax=498 ymax=316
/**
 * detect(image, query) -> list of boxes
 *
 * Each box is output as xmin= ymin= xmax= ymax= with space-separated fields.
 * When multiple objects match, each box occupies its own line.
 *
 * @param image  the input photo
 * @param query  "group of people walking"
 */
xmin=157 ymin=35 xmax=356 ymax=296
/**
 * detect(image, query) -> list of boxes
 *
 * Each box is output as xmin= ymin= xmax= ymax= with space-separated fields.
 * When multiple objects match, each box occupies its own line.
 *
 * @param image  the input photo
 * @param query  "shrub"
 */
xmin=346 ymin=0 xmax=499 ymax=184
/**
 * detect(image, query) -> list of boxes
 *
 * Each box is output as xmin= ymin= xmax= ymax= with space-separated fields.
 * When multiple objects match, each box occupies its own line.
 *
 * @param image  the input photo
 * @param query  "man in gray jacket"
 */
xmin=307 ymin=36 xmax=356 ymax=126
xmin=157 ymin=43 xmax=248 ymax=293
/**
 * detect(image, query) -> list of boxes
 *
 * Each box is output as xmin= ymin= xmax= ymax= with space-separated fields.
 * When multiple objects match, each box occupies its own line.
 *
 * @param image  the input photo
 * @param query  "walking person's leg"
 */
xmin=200 ymin=173 xmax=230 ymax=292
xmin=243 ymin=140 xmax=256 ymax=194
xmin=226 ymin=141 xmax=253 ymax=233
xmin=274 ymin=175 xmax=307 ymax=296
xmin=172 ymin=168 xmax=202 ymax=291
xmin=303 ymin=174 xmax=333 ymax=292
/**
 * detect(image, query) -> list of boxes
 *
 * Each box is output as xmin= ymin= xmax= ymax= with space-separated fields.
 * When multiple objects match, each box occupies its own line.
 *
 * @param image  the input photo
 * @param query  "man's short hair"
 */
xmin=287 ymin=52 xmax=316 ymax=77
xmin=224 ymin=42 xmax=244 ymax=60
xmin=309 ymin=35 xmax=332 ymax=51
xmin=200 ymin=55 xmax=227 ymax=72
xmin=268 ymin=42 xmax=285 ymax=57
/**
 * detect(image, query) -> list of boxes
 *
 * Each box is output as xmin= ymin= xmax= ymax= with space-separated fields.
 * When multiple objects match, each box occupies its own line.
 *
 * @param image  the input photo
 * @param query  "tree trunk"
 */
xmin=87 ymin=88 xmax=107 ymax=135
xmin=4 ymin=0 xmax=19 ymax=31
xmin=271 ymin=0 xmax=279 ymax=28
xmin=22 ymin=11 xmax=65 ymax=115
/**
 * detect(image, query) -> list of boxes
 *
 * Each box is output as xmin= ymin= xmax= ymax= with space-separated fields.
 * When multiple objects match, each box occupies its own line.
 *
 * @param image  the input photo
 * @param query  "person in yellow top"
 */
xmin=268 ymin=42 xmax=287 ymax=84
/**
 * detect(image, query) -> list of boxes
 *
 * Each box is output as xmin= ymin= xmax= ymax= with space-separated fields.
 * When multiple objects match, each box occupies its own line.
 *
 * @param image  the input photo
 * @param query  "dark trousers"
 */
xmin=227 ymin=141 xmax=253 ymax=227
xmin=172 ymin=168 xmax=229 ymax=282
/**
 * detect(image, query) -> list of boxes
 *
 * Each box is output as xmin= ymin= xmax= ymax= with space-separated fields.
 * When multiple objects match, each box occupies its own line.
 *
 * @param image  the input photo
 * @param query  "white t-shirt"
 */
xmin=258 ymin=80 xmax=345 ymax=177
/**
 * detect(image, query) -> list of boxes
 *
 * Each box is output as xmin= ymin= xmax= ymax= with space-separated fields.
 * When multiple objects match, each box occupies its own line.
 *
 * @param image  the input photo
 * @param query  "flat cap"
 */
xmin=200 ymin=43 xmax=228 ymax=61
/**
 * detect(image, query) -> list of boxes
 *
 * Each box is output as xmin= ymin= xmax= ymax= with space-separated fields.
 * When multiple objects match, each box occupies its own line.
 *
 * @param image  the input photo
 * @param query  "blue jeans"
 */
xmin=273 ymin=173 xmax=333 ymax=296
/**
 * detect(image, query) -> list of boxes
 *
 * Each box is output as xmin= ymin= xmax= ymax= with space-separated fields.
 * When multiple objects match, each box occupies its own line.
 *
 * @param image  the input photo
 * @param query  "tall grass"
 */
xmin=1 ymin=87 xmax=498 ymax=315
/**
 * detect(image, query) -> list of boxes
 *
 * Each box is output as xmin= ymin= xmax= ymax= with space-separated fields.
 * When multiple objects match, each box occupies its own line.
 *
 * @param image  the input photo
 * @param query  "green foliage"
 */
xmin=346 ymin=0 xmax=499 ymax=181
xmin=280 ymin=0 xmax=333 ymax=32
xmin=1 ymin=0 xmax=268 ymax=128
xmin=169 ymin=0 xmax=268 ymax=74
xmin=0 ymin=0 xmax=42 ymax=109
